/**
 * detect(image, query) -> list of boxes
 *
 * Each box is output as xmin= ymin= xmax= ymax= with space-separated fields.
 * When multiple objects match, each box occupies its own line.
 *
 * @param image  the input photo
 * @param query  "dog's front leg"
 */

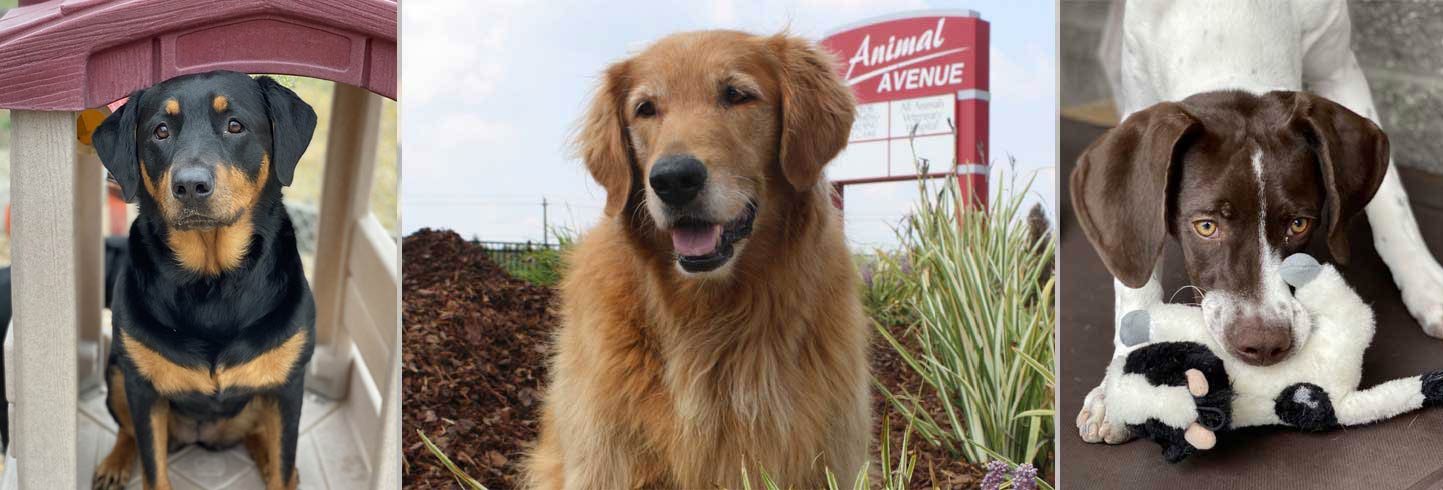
xmin=1079 ymin=263 xmax=1166 ymax=444
xmin=126 ymin=380 xmax=172 ymax=490
xmin=1306 ymin=26 xmax=1443 ymax=336
xmin=244 ymin=390 xmax=302 ymax=490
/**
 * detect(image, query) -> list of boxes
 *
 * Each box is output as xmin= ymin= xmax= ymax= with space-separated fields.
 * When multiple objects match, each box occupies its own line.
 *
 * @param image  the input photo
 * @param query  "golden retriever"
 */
xmin=525 ymin=30 xmax=870 ymax=489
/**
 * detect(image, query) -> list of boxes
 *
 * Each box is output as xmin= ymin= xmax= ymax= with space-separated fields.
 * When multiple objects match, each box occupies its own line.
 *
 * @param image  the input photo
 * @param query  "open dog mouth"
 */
xmin=669 ymin=202 xmax=757 ymax=273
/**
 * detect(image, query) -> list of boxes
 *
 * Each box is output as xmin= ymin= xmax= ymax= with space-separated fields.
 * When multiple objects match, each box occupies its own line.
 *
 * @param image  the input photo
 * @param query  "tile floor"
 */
xmin=72 ymin=387 xmax=371 ymax=490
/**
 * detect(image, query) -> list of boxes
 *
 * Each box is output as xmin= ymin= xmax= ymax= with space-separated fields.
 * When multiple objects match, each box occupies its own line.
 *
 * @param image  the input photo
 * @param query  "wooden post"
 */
xmin=305 ymin=83 xmax=382 ymax=399
xmin=10 ymin=110 xmax=79 ymax=489
xmin=369 ymin=325 xmax=401 ymax=490
xmin=76 ymin=151 xmax=105 ymax=393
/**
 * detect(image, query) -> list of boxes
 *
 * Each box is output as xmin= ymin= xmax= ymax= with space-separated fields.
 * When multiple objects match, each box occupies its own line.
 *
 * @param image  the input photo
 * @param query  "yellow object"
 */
xmin=76 ymin=108 xmax=109 ymax=147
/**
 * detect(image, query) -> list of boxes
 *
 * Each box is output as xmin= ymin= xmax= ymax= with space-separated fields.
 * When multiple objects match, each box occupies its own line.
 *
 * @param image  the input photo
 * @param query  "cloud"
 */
xmin=401 ymin=0 xmax=553 ymax=105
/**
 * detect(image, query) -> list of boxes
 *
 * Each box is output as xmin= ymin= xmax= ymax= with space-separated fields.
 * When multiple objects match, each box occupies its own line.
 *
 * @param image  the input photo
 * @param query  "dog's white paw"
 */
xmin=1413 ymin=299 xmax=1443 ymax=339
xmin=1077 ymin=384 xmax=1135 ymax=444
xmin=1389 ymin=254 xmax=1443 ymax=338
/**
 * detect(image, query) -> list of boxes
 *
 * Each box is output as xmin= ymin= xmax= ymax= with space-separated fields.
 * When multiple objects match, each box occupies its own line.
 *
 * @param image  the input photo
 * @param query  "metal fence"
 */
xmin=473 ymin=240 xmax=561 ymax=283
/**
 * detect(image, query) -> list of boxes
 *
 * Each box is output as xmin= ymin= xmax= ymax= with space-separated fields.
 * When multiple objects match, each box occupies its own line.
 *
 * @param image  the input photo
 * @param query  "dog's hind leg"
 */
xmin=93 ymin=366 xmax=137 ymax=490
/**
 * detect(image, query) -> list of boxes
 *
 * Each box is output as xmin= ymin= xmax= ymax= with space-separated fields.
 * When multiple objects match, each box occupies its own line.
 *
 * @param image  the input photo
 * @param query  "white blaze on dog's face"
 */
xmin=576 ymin=30 xmax=855 ymax=278
xmin=1195 ymin=148 xmax=1314 ymax=365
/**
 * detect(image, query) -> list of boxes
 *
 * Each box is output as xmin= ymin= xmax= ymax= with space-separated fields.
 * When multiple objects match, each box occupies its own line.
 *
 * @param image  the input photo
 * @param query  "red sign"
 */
xmin=820 ymin=10 xmax=991 ymax=209
xmin=821 ymin=11 xmax=989 ymax=104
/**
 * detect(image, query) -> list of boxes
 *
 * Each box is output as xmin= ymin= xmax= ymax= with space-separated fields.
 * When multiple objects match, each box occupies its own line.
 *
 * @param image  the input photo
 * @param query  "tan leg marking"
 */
xmin=147 ymin=401 xmax=173 ymax=490
xmin=94 ymin=367 xmax=136 ymax=490
xmin=243 ymin=397 xmax=293 ymax=490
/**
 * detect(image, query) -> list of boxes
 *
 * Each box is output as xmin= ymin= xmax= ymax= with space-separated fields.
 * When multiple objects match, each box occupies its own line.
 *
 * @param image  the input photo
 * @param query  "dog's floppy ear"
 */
xmin=576 ymin=61 xmax=637 ymax=216
xmin=1071 ymin=102 xmax=1199 ymax=288
xmin=769 ymin=34 xmax=856 ymax=192
xmin=93 ymin=89 xmax=146 ymax=202
xmin=1285 ymin=92 xmax=1389 ymax=266
xmin=256 ymin=76 xmax=318 ymax=187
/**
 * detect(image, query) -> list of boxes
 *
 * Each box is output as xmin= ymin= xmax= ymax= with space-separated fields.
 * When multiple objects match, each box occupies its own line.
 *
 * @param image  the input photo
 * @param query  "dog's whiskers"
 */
xmin=1171 ymin=285 xmax=1207 ymax=303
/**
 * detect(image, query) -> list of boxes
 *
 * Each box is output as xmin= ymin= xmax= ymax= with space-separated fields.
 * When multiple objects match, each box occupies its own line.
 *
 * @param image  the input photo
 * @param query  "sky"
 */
xmin=401 ymin=0 xmax=1057 ymax=249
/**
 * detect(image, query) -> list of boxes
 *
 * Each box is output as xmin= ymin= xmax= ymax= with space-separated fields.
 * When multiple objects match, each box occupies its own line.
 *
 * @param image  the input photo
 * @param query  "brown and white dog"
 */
xmin=524 ymin=31 xmax=870 ymax=489
xmin=1074 ymin=0 xmax=1438 ymax=445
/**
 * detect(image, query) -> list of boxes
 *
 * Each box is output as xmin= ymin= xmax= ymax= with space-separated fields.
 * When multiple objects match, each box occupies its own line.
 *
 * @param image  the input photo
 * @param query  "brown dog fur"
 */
xmin=525 ymin=31 xmax=870 ymax=489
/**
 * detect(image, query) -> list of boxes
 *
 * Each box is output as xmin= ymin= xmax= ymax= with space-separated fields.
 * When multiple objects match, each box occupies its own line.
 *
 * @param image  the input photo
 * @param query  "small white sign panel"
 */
xmin=828 ymin=93 xmax=955 ymax=182
xmin=850 ymin=102 xmax=887 ymax=142
xmin=890 ymin=94 xmax=953 ymax=138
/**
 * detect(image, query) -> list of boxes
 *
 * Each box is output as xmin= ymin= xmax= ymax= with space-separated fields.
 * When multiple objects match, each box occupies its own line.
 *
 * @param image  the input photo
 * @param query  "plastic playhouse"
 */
xmin=0 ymin=0 xmax=398 ymax=488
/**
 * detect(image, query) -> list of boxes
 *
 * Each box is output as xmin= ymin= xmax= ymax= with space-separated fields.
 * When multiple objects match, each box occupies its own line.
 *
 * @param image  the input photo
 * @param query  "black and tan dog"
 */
xmin=89 ymin=70 xmax=317 ymax=490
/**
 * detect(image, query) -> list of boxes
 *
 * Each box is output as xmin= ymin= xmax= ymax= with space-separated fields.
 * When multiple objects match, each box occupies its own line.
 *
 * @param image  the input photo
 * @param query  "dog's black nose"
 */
xmin=172 ymin=167 xmax=214 ymax=204
xmin=649 ymin=155 xmax=707 ymax=206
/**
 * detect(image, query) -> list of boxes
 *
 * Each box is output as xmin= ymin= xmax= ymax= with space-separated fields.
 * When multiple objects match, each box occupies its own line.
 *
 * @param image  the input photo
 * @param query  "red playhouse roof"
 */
xmin=0 ymin=0 xmax=396 ymax=111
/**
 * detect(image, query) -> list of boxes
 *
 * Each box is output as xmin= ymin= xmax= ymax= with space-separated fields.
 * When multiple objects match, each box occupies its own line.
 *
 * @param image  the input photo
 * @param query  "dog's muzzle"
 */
xmin=670 ymin=202 xmax=756 ymax=273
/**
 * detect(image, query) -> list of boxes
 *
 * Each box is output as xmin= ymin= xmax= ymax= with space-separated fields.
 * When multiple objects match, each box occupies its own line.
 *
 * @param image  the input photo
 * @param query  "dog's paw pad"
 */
xmin=1280 ymin=254 xmax=1321 ymax=287
xmin=1119 ymin=310 xmax=1151 ymax=347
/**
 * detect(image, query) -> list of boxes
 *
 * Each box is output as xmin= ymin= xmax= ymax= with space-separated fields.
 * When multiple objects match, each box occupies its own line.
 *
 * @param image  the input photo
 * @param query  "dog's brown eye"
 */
xmin=1289 ymin=217 xmax=1312 ymax=235
xmin=635 ymin=101 xmax=656 ymax=118
xmin=227 ymin=119 xmax=245 ymax=134
xmin=1193 ymin=220 xmax=1218 ymax=238
xmin=723 ymin=86 xmax=752 ymax=105
xmin=154 ymin=123 xmax=169 ymax=140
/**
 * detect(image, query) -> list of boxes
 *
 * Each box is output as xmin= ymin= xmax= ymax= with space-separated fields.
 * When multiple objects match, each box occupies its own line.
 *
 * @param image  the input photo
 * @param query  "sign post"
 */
xmin=820 ymin=10 xmax=990 ymax=210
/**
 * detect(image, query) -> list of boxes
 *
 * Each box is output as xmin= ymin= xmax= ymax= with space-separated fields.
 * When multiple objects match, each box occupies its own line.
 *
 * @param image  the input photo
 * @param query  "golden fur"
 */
xmin=526 ymin=31 xmax=869 ymax=489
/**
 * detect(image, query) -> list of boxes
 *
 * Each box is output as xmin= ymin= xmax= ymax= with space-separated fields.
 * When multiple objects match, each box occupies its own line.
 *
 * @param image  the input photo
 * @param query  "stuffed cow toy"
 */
xmin=1101 ymin=254 xmax=1443 ymax=462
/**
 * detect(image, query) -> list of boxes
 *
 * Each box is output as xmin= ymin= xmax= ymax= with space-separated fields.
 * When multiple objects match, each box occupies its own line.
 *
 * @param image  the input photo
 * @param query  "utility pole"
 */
xmin=542 ymin=197 xmax=550 ymax=245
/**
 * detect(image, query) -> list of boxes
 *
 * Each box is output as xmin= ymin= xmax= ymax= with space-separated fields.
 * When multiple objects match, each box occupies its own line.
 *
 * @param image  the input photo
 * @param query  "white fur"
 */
xmin=1085 ymin=0 xmax=1443 ymax=443
xmin=1104 ymin=362 xmax=1200 ymax=429
xmin=1107 ymin=261 xmax=1430 ymax=433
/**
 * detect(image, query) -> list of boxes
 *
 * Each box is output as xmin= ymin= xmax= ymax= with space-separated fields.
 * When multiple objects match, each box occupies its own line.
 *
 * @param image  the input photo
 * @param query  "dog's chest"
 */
xmin=122 ymin=327 xmax=308 ymax=401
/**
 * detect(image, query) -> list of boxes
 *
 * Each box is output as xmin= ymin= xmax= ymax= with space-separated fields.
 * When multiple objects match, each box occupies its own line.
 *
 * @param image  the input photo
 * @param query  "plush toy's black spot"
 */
xmin=1123 ymin=342 xmax=1229 ymax=389
xmin=1130 ymin=420 xmax=1195 ymax=463
xmin=1422 ymin=371 xmax=1443 ymax=407
xmin=1275 ymin=383 xmax=1338 ymax=431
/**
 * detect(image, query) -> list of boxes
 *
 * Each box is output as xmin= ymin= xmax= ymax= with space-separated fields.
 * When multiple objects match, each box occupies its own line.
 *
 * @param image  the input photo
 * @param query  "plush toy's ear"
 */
xmin=92 ymin=90 xmax=146 ymax=202
xmin=256 ymin=76 xmax=318 ymax=187
xmin=768 ymin=34 xmax=856 ymax=192
xmin=1284 ymin=92 xmax=1388 ymax=266
xmin=1071 ymin=102 xmax=1200 ymax=288
xmin=575 ymin=61 xmax=639 ymax=216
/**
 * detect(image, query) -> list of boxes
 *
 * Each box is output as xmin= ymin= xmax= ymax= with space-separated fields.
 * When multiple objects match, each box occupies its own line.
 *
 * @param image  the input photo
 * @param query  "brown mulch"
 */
xmin=402 ymin=229 xmax=555 ymax=489
xmin=402 ymin=228 xmax=985 ymax=489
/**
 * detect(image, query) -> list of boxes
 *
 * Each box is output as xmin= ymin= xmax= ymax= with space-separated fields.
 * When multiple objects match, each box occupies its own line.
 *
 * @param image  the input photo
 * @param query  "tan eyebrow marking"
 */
xmin=212 ymin=95 xmax=228 ymax=112
xmin=164 ymin=99 xmax=180 ymax=115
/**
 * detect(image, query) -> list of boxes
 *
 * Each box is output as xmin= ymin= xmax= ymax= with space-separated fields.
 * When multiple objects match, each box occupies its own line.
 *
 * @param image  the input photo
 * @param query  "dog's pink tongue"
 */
xmin=671 ymin=224 xmax=722 ymax=256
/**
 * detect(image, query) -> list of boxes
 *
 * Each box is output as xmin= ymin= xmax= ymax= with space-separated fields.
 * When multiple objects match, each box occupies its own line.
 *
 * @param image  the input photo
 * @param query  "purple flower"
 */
xmin=981 ymin=460 xmax=1010 ymax=490
xmin=1011 ymin=463 xmax=1038 ymax=490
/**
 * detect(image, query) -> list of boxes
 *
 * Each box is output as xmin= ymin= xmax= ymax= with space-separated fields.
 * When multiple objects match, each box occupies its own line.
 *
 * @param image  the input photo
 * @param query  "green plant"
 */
xmin=418 ymin=430 xmax=490 ymax=490
xmin=502 ymin=226 xmax=577 ymax=286
xmin=875 ymin=158 xmax=1056 ymax=476
xmin=858 ymin=249 xmax=919 ymax=327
